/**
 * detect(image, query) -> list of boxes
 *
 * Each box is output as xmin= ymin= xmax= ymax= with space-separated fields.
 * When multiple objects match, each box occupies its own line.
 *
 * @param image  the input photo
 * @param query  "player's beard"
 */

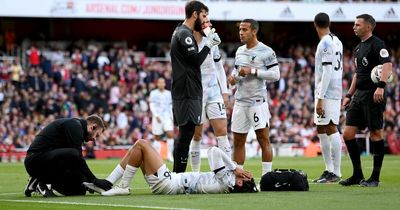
xmin=194 ymin=17 xmax=202 ymax=32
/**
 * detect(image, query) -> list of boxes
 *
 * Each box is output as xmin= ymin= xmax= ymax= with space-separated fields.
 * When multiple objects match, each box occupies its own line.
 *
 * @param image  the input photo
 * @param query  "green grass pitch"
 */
xmin=1 ymin=155 xmax=400 ymax=210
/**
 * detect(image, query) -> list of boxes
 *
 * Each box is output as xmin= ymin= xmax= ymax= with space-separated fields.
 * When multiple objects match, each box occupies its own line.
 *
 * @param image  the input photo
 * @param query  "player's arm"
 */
xmin=251 ymin=64 xmax=280 ymax=82
xmin=239 ymin=50 xmax=280 ymax=82
xmin=207 ymin=147 xmax=237 ymax=172
xmin=64 ymin=120 xmax=97 ymax=181
xmin=375 ymin=42 xmax=392 ymax=84
xmin=179 ymin=30 xmax=210 ymax=67
xmin=214 ymin=52 xmax=228 ymax=95
xmin=373 ymin=41 xmax=392 ymax=103
xmin=149 ymin=92 xmax=160 ymax=118
xmin=343 ymin=72 xmax=357 ymax=108
xmin=317 ymin=43 xmax=335 ymax=100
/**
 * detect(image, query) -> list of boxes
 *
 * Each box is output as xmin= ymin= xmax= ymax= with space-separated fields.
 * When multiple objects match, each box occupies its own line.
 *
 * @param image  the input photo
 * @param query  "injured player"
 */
xmin=84 ymin=139 xmax=257 ymax=195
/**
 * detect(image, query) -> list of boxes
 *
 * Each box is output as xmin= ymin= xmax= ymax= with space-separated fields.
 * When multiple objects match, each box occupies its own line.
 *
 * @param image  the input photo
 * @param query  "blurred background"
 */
xmin=0 ymin=0 xmax=399 ymax=161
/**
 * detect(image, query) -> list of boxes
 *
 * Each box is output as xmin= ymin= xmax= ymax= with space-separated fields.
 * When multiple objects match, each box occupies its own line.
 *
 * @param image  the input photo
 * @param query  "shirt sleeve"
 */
xmin=321 ymin=40 xmax=334 ymax=64
xmin=178 ymin=29 xmax=210 ymax=67
xmin=263 ymin=49 xmax=278 ymax=67
xmin=373 ymin=40 xmax=391 ymax=64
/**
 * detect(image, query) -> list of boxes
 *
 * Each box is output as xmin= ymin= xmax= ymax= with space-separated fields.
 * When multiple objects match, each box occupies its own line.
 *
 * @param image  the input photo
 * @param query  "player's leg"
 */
xmin=313 ymin=99 xmax=342 ymax=183
xmin=173 ymin=122 xmax=196 ymax=173
xmin=165 ymin=130 xmax=175 ymax=162
xmin=161 ymin=117 xmax=175 ymax=161
xmin=152 ymin=118 xmax=164 ymax=155
xmin=208 ymin=102 xmax=231 ymax=158
xmin=102 ymin=139 xmax=165 ymax=196
xmin=251 ymin=102 xmax=272 ymax=176
xmin=231 ymin=104 xmax=250 ymax=168
xmin=40 ymin=148 xmax=86 ymax=196
xmin=340 ymin=96 xmax=365 ymax=186
xmin=172 ymin=99 xmax=200 ymax=173
xmin=190 ymin=125 xmax=203 ymax=172
xmin=326 ymin=123 xmax=342 ymax=182
xmin=361 ymin=99 xmax=386 ymax=187
xmin=255 ymin=128 xmax=272 ymax=176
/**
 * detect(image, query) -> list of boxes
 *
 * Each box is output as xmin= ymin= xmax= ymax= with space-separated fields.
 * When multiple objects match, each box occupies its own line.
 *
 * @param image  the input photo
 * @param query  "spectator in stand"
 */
xmin=26 ymin=46 xmax=41 ymax=68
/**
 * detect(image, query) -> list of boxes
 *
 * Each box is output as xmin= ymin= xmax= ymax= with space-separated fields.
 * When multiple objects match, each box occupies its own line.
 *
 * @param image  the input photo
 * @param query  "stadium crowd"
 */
xmin=0 ymin=38 xmax=399 ymax=155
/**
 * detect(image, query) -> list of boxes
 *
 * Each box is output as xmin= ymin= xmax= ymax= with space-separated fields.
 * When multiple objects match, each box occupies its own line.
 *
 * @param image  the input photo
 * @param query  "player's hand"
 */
xmin=234 ymin=167 xmax=252 ymax=179
xmin=374 ymin=88 xmax=385 ymax=103
xmin=205 ymin=29 xmax=221 ymax=48
xmin=228 ymin=75 xmax=236 ymax=86
xmin=93 ymin=179 xmax=113 ymax=191
xmin=222 ymin=93 xmax=229 ymax=108
xmin=156 ymin=116 xmax=161 ymax=123
xmin=239 ymin=67 xmax=251 ymax=77
xmin=342 ymin=97 xmax=351 ymax=108
xmin=316 ymin=99 xmax=325 ymax=116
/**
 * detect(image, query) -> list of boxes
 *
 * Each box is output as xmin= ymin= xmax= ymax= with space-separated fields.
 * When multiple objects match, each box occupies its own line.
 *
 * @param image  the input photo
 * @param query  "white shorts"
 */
xmin=144 ymin=164 xmax=180 ymax=195
xmin=201 ymin=102 xmax=227 ymax=124
xmin=314 ymin=98 xmax=341 ymax=125
xmin=231 ymin=101 xmax=271 ymax=133
xmin=152 ymin=116 xmax=174 ymax=136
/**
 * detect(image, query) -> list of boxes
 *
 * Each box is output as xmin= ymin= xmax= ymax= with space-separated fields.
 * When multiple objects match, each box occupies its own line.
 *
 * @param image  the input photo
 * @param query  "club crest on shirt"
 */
xmin=250 ymin=55 xmax=256 ymax=64
xmin=185 ymin=37 xmax=193 ymax=45
xmin=380 ymin=49 xmax=389 ymax=58
xmin=362 ymin=57 xmax=368 ymax=66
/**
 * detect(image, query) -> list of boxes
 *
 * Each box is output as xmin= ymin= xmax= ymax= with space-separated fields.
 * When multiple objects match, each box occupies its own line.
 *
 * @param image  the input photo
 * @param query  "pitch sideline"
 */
xmin=0 ymin=199 xmax=200 ymax=210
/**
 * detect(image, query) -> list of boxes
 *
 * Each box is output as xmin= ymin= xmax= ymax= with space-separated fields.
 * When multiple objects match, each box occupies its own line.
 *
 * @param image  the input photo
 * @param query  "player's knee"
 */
xmin=370 ymin=130 xmax=383 ymax=140
xmin=135 ymin=139 xmax=149 ymax=148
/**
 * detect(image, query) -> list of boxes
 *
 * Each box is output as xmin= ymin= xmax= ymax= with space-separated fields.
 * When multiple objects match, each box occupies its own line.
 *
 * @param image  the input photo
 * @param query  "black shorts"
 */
xmin=173 ymin=99 xmax=202 ymax=126
xmin=345 ymin=89 xmax=386 ymax=130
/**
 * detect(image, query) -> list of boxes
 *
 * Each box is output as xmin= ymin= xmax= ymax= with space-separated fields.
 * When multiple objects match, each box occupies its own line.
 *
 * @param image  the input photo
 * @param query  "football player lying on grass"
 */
xmin=84 ymin=139 xmax=258 ymax=195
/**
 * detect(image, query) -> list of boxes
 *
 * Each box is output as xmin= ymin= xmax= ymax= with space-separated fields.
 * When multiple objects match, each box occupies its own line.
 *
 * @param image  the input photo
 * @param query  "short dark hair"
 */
xmin=314 ymin=12 xmax=330 ymax=28
xmin=230 ymin=178 xmax=258 ymax=193
xmin=242 ymin=19 xmax=259 ymax=32
xmin=185 ymin=0 xmax=209 ymax=19
xmin=356 ymin=14 xmax=376 ymax=31
xmin=86 ymin=114 xmax=106 ymax=132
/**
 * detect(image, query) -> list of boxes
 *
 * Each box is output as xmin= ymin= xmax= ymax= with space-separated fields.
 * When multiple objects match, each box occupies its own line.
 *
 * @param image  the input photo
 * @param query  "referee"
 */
xmin=170 ymin=0 xmax=221 ymax=172
xmin=340 ymin=14 xmax=393 ymax=187
xmin=24 ymin=115 xmax=112 ymax=196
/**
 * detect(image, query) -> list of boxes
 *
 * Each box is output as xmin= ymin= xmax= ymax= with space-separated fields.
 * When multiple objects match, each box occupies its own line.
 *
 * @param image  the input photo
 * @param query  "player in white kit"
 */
xmin=228 ymin=19 xmax=280 ymax=176
xmin=149 ymin=78 xmax=174 ymax=161
xmin=85 ymin=139 xmax=257 ymax=195
xmin=312 ymin=13 xmax=343 ymax=183
xmin=190 ymin=20 xmax=231 ymax=172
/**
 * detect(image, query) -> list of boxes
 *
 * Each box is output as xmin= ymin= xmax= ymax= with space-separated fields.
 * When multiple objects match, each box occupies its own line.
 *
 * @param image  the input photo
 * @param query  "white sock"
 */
xmin=217 ymin=135 xmax=232 ymax=159
xmin=120 ymin=164 xmax=138 ymax=188
xmin=262 ymin=162 xmax=272 ymax=176
xmin=318 ymin=133 xmax=333 ymax=172
xmin=167 ymin=138 xmax=174 ymax=161
xmin=106 ymin=164 xmax=124 ymax=184
xmin=190 ymin=139 xmax=201 ymax=172
xmin=329 ymin=132 xmax=342 ymax=177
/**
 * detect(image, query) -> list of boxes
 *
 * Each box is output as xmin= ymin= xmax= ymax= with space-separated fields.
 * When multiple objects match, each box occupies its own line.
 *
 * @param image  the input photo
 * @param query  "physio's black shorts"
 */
xmin=173 ymin=99 xmax=202 ymax=126
xmin=345 ymin=89 xmax=386 ymax=130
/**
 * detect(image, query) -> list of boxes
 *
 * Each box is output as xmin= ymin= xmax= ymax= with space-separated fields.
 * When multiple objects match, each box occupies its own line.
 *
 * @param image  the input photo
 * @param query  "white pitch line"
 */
xmin=0 ymin=193 xmax=21 ymax=196
xmin=0 ymin=199 xmax=199 ymax=210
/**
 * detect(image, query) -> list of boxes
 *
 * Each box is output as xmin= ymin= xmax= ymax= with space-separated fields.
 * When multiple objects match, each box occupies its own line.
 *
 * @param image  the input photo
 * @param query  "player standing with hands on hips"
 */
xmin=228 ymin=19 xmax=280 ymax=176
xmin=311 ymin=13 xmax=343 ymax=183
xmin=170 ymin=0 xmax=221 ymax=173
xmin=340 ymin=14 xmax=393 ymax=187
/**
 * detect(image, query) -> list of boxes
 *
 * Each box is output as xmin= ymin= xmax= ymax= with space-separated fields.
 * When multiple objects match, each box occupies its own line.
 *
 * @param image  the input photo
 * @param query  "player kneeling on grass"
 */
xmin=84 ymin=139 xmax=258 ymax=195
